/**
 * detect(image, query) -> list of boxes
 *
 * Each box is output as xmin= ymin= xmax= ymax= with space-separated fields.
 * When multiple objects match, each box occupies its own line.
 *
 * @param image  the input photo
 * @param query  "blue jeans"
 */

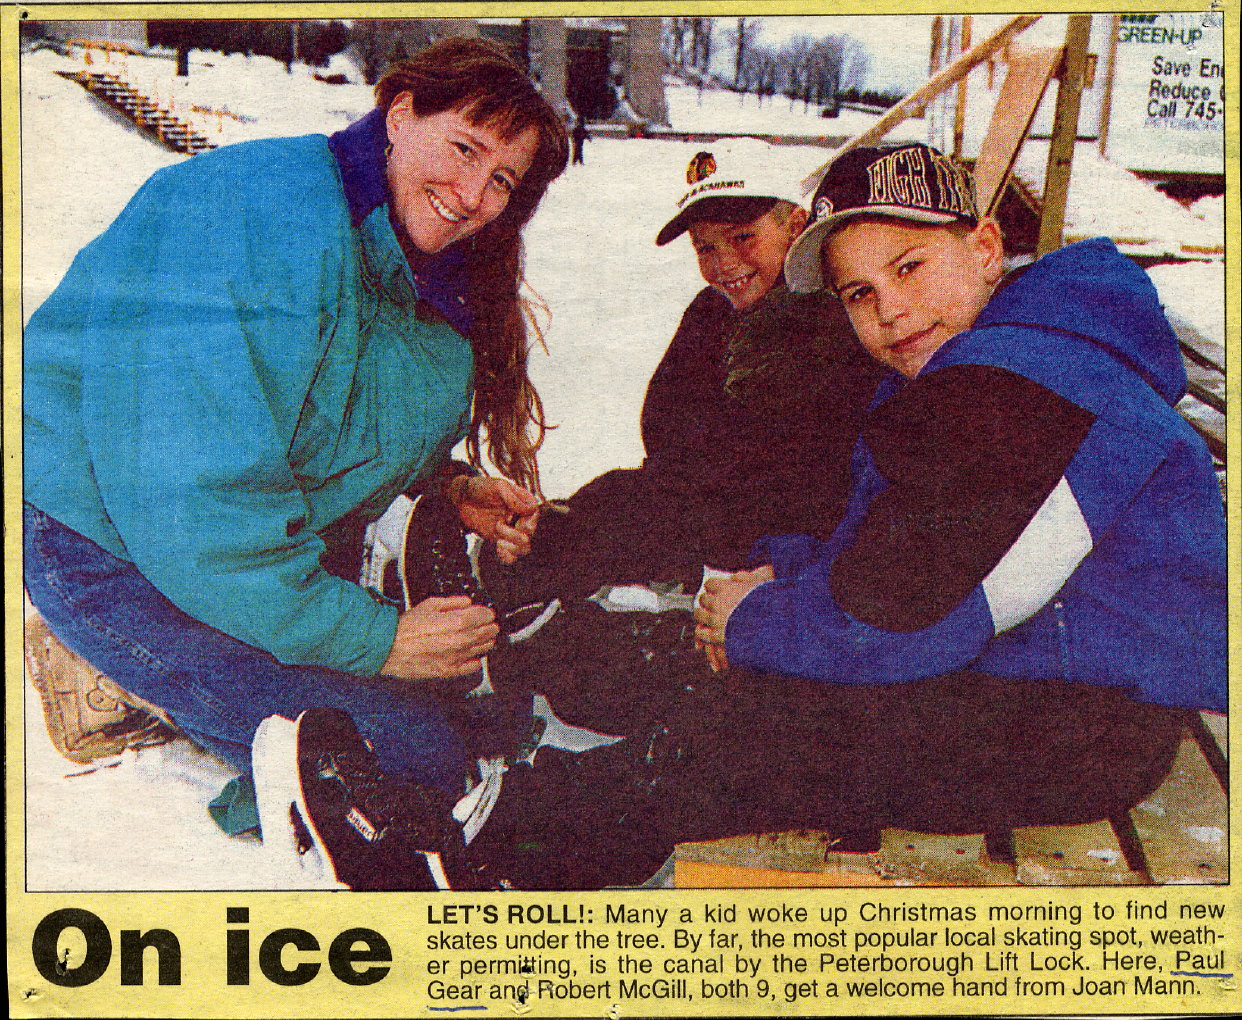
xmin=23 ymin=504 xmax=469 ymax=793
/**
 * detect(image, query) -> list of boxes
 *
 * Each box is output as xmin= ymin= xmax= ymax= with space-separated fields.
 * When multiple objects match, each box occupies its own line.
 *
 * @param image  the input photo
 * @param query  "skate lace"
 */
xmin=315 ymin=749 xmax=394 ymax=832
xmin=429 ymin=532 xmax=487 ymax=602
xmin=391 ymin=784 xmax=458 ymax=845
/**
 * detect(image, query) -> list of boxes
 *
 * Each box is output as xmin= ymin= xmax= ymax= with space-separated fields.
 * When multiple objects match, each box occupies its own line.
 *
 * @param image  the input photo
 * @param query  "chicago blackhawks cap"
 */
xmin=785 ymin=142 xmax=980 ymax=292
xmin=656 ymin=139 xmax=804 ymax=246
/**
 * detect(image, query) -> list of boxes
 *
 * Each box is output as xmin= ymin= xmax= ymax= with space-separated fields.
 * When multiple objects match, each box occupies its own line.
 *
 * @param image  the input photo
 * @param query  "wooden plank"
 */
xmin=875 ymin=828 xmax=1015 ymax=885
xmin=1012 ymin=819 xmax=1147 ymax=886
xmin=1199 ymin=710 xmax=1227 ymax=759
xmin=1181 ymin=337 xmax=1225 ymax=378
xmin=1128 ymin=733 xmax=1228 ymax=884
xmin=802 ymin=15 xmax=1042 ymax=192
xmin=1186 ymin=369 xmax=1226 ymax=415
xmin=973 ymin=47 xmax=1061 ymax=215
xmin=1097 ymin=15 xmax=1122 ymax=156
xmin=1187 ymin=710 xmax=1229 ymax=793
xmin=675 ymin=828 xmax=1015 ymax=887
xmin=952 ymin=16 xmax=973 ymax=159
xmin=676 ymin=860 xmax=893 ymax=888
xmin=1036 ymin=16 xmax=1093 ymax=256
xmin=1177 ymin=398 xmax=1226 ymax=463
xmin=676 ymin=831 xmax=889 ymax=886
xmin=928 ymin=16 xmax=944 ymax=78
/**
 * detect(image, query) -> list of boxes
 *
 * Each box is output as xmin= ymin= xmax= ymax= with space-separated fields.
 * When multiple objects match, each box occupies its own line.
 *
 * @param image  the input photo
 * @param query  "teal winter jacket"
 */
xmin=23 ymin=133 xmax=474 ymax=676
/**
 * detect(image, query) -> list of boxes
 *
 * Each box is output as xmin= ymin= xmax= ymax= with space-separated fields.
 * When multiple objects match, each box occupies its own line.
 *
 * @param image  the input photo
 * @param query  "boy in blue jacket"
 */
xmin=691 ymin=143 xmax=1225 ymax=838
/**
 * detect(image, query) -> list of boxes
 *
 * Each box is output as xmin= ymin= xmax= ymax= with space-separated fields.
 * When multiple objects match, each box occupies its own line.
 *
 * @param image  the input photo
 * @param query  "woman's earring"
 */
xmin=384 ymin=142 xmax=393 ymax=161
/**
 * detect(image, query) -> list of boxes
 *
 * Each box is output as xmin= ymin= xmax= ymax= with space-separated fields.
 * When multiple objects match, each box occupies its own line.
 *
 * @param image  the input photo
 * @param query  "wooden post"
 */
xmin=952 ymin=16 xmax=973 ymax=158
xmin=1097 ymin=14 xmax=1121 ymax=156
xmin=1036 ymin=15 xmax=1093 ymax=257
xmin=802 ymin=14 xmax=1041 ymax=192
xmin=919 ymin=17 xmax=944 ymax=120
xmin=973 ymin=47 xmax=1063 ymax=216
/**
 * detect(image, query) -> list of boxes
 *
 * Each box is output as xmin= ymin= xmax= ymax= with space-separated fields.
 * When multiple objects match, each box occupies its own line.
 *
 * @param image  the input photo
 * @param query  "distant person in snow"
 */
xmin=23 ymin=39 xmax=667 ymax=891
xmin=570 ymin=108 xmax=588 ymax=165
xmin=690 ymin=143 xmax=1225 ymax=838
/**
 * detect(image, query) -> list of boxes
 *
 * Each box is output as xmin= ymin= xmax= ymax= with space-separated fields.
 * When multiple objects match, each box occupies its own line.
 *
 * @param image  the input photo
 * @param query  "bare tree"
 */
xmin=739 ymin=43 xmax=779 ymax=102
xmin=663 ymin=17 xmax=689 ymax=70
xmin=346 ymin=21 xmax=419 ymax=85
xmin=750 ymin=31 xmax=873 ymax=114
xmin=728 ymin=16 xmax=760 ymax=89
xmin=780 ymin=34 xmax=817 ymax=110
xmin=839 ymin=41 xmax=871 ymax=95
xmin=692 ymin=18 xmax=713 ymax=74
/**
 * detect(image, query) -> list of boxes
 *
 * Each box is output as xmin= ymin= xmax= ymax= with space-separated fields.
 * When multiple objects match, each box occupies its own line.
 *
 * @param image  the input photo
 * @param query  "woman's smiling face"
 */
xmin=385 ymin=97 xmax=539 ymax=254
xmin=688 ymin=206 xmax=806 ymax=312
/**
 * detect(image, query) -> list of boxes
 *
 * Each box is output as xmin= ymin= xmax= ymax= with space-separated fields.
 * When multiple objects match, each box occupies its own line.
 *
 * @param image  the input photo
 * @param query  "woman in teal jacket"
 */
xmin=23 ymin=39 xmax=567 ymax=795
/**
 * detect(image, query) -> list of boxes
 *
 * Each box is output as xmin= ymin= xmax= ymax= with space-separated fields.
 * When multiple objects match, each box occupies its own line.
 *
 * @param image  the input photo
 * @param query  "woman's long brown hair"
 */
xmin=376 ymin=38 xmax=569 ymax=496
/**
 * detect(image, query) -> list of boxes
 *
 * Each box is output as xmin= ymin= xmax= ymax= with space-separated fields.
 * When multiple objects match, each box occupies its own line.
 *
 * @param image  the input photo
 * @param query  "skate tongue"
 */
xmin=360 ymin=494 xmax=418 ymax=595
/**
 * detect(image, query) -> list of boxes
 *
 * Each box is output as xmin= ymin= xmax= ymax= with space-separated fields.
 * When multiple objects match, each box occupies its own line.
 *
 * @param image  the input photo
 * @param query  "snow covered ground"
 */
xmin=662 ymin=81 xmax=927 ymax=141
xmin=17 ymin=44 xmax=1227 ymax=890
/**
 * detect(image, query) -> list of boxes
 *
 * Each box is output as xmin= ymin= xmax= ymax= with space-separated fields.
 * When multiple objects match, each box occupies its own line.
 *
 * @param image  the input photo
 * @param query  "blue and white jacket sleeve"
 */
xmin=726 ymin=364 xmax=1097 ymax=684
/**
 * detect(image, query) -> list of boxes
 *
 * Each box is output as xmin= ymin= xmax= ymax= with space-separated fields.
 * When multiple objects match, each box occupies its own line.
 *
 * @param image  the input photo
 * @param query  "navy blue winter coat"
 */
xmin=726 ymin=238 xmax=1226 ymax=712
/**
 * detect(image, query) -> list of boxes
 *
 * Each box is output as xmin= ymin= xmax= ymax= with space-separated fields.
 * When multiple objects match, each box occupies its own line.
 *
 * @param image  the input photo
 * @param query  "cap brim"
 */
xmin=784 ymin=206 xmax=964 ymax=293
xmin=655 ymin=207 xmax=699 ymax=247
xmin=655 ymin=195 xmax=780 ymax=246
xmin=784 ymin=218 xmax=832 ymax=293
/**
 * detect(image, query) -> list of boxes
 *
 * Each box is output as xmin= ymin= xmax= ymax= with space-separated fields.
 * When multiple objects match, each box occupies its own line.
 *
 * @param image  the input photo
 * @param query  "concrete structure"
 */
xmin=623 ymin=18 xmax=669 ymax=126
xmin=483 ymin=17 xmax=668 ymax=125
xmin=529 ymin=19 xmax=569 ymax=117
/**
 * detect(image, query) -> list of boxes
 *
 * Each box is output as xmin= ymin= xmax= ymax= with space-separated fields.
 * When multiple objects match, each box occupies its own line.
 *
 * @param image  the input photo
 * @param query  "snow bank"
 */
xmin=1013 ymin=141 xmax=1224 ymax=260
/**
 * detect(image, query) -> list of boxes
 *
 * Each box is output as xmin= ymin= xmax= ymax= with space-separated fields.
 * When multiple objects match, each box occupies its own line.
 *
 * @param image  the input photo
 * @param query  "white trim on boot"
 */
xmin=250 ymin=714 xmax=345 ymax=889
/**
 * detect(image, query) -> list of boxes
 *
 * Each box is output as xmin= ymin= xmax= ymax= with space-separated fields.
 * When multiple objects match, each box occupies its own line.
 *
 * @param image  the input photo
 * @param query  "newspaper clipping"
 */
xmin=5 ymin=3 xmax=1237 ymax=1017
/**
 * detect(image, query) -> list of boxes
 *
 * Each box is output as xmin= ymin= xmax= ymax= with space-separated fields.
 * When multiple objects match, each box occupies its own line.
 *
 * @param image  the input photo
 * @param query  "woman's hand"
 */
xmin=380 ymin=595 xmax=499 ymax=680
xmin=450 ymin=476 xmax=540 ymax=564
xmin=693 ymin=564 xmax=775 ymax=672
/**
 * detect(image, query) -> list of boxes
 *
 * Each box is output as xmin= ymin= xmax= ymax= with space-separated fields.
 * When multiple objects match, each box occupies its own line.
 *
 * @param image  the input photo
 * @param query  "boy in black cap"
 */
xmin=692 ymin=142 xmax=1224 ymax=838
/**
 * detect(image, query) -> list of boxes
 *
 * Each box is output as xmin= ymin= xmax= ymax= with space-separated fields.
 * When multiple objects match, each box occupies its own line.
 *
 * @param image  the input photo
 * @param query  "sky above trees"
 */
xmin=752 ymin=16 xmax=933 ymax=94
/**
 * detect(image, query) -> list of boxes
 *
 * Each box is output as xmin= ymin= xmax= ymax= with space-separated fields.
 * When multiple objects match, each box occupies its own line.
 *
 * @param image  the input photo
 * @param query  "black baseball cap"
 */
xmin=785 ymin=142 xmax=980 ymax=292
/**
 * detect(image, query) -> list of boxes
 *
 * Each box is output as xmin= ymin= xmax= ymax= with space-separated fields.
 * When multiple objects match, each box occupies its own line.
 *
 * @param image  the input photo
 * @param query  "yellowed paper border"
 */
xmin=5 ymin=2 xmax=1239 ymax=1017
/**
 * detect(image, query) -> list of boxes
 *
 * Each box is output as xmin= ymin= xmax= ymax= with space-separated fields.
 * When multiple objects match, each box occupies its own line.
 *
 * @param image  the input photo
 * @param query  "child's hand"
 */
xmin=693 ymin=565 xmax=775 ymax=671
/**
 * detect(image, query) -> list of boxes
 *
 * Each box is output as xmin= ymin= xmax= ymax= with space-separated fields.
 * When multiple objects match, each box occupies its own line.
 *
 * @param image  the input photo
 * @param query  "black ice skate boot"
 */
xmin=272 ymin=707 xmax=512 ymax=890
xmin=397 ymin=492 xmax=536 ymax=757
xmin=399 ymin=492 xmax=495 ymax=615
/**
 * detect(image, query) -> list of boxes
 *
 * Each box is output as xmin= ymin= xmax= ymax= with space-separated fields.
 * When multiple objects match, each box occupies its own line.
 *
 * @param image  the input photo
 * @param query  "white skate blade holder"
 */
xmin=359 ymin=494 xmax=418 ymax=594
xmin=250 ymin=714 xmax=346 ymax=889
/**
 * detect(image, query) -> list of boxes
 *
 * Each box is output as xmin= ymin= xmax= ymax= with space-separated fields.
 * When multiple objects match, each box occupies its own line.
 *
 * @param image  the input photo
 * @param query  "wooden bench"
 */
xmin=673 ymin=714 xmax=1227 ymax=888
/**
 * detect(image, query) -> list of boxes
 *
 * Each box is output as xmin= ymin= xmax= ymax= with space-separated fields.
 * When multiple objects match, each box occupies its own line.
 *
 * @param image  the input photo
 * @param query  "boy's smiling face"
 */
xmin=689 ymin=206 xmax=807 ymax=312
xmin=823 ymin=217 xmax=1004 ymax=378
